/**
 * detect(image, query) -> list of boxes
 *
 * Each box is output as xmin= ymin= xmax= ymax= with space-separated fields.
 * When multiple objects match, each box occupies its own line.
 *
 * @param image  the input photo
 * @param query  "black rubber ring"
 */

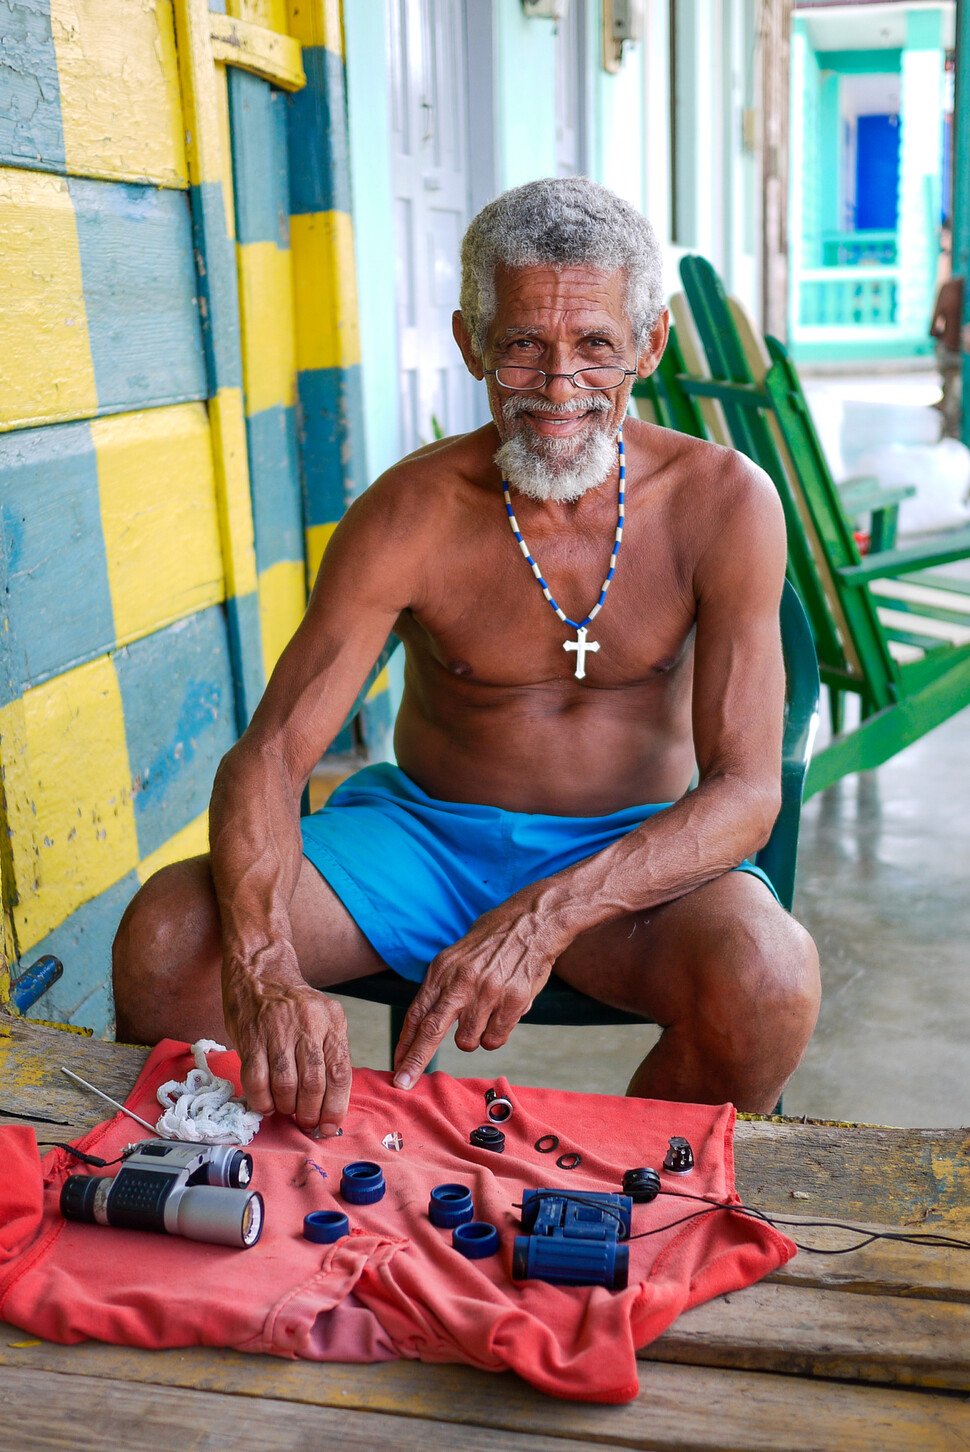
xmin=556 ymin=1151 xmax=582 ymax=1170
xmin=534 ymin=1134 xmax=559 ymax=1153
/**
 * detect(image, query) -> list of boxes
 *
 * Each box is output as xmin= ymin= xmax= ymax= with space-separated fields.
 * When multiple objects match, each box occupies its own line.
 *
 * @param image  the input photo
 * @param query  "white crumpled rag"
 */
xmin=155 ymin=1039 xmax=262 ymax=1145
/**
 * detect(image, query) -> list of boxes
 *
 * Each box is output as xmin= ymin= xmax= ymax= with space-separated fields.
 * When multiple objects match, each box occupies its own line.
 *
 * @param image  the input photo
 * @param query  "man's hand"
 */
xmin=223 ymin=954 xmax=352 ymax=1136
xmin=392 ymin=896 xmax=563 ymax=1088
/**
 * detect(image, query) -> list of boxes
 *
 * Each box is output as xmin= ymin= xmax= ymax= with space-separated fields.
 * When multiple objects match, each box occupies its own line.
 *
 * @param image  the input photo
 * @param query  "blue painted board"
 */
xmin=228 ymin=69 xmax=290 ymax=247
xmin=67 ymin=177 xmax=208 ymax=410
xmin=25 ymin=869 xmax=140 ymax=1032
xmin=0 ymin=419 xmax=114 ymax=704
xmin=188 ymin=180 xmax=244 ymax=393
xmin=248 ymin=404 xmax=304 ymax=572
xmin=115 ymin=606 xmax=237 ymax=860
xmin=0 ymin=0 xmax=66 ymax=173
xmin=287 ymin=47 xmax=352 ymax=216
xmin=297 ymin=363 xmax=368 ymax=523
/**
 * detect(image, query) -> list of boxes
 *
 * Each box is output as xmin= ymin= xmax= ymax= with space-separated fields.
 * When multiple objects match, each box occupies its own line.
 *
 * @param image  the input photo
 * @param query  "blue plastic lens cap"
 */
xmin=452 ymin=1220 xmax=499 ymax=1259
xmin=340 ymin=1160 xmax=386 ymax=1205
xmin=303 ymin=1210 xmax=349 ymax=1243
xmin=429 ymin=1183 xmax=474 ymax=1228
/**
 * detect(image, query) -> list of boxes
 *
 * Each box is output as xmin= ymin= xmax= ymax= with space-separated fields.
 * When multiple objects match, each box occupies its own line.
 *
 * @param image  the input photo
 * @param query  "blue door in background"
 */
xmin=856 ymin=113 xmax=900 ymax=231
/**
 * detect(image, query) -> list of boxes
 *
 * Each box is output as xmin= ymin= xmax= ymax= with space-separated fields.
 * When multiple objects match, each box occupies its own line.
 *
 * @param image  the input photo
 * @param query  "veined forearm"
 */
xmin=208 ymin=742 xmax=306 ymax=981
xmin=525 ymin=772 xmax=780 ymax=948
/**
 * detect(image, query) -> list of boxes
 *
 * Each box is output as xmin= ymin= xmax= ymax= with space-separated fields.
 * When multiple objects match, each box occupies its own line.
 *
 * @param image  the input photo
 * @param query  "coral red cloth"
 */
xmin=0 ymin=1041 xmax=794 ymax=1402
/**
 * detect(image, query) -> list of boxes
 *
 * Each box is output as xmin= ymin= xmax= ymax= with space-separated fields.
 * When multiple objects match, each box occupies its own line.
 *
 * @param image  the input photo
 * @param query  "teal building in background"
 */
xmin=790 ymin=0 xmax=955 ymax=362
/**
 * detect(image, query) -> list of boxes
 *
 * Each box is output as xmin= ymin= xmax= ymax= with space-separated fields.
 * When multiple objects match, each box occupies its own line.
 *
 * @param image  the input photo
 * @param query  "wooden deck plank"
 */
xmin=768 ymin=1231 xmax=970 ymax=1302
xmin=642 ymin=1281 xmax=970 ymax=1390
xmin=0 ymin=1366 xmax=609 ymax=1452
xmin=0 ymin=1336 xmax=966 ymax=1452
xmin=734 ymin=1119 xmax=970 ymax=1230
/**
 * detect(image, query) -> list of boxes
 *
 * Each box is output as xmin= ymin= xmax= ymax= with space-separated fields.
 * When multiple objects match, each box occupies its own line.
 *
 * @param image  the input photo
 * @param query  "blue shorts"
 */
xmin=300 ymin=763 xmax=778 ymax=982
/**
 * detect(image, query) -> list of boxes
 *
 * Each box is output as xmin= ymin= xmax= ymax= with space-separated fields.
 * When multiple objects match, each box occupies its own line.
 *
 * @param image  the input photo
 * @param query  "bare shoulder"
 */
xmin=626 ymin=416 xmax=783 ymax=542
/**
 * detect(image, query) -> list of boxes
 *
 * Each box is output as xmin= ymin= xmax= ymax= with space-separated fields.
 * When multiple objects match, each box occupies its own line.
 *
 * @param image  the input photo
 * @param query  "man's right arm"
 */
xmin=207 ymin=477 xmax=422 ymax=1136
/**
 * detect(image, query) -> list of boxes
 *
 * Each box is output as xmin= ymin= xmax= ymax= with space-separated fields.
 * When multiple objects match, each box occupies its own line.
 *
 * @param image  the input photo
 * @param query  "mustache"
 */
xmin=500 ymin=393 xmax=613 ymax=423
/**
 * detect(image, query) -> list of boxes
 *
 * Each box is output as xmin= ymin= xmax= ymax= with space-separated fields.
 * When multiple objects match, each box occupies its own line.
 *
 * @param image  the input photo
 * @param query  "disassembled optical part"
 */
xmin=622 ymin=1166 xmax=661 ymax=1203
xmin=534 ymin=1134 xmax=560 ymax=1154
xmin=429 ymin=1183 xmax=474 ymax=1228
xmin=303 ymin=1209 xmax=349 ymax=1243
xmin=663 ymin=1137 xmax=694 ymax=1174
xmin=484 ymin=1088 xmax=513 ymax=1123
xmin=340 ymin=1161 xmax=386 ymax=1204
xmin=469 ymin=1125 xmax=506 ymax=1154
xmin=452 ymin=1221 xmax=500 ymax=1258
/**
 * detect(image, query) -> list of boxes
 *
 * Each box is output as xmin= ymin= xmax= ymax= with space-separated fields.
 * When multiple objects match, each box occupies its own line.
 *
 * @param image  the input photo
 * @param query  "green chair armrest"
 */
xmin=838 ymin=524 xmax=970 ymax=584
xmin=837 ymin=482 xmax=916 ymax=512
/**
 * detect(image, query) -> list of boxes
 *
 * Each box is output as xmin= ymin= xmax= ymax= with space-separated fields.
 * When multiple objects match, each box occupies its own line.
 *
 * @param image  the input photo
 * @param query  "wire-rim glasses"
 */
xmin=483 ymin=363 xmax=637 ymax=392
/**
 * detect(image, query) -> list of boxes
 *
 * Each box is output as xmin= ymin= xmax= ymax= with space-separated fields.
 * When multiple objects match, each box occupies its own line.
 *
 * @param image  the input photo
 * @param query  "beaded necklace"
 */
xmin=502 ymin=427 xmax=625 ymax=679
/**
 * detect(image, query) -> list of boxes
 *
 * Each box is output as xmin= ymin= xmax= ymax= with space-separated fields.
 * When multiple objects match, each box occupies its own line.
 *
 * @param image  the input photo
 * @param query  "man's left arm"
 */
xmin=393 ymin=463 xmax=787 ymax=1087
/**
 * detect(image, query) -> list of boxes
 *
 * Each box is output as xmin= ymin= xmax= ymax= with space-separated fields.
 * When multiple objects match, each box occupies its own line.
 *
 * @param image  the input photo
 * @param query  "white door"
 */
xmin=389 ymin=0 xmax=474 ymax=454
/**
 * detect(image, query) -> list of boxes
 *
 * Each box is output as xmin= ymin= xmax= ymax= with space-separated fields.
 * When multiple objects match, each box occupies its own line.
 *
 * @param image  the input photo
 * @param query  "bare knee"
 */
xmin=695 ymin=910 xmax=820 ymax=1085
xmin=112 ymin=856 xmax=223 ymax=1044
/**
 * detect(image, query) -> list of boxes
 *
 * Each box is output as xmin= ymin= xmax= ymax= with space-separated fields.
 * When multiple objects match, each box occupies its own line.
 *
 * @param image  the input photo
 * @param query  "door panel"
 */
xmin=389 ymin=0 xmax=473 ymax=452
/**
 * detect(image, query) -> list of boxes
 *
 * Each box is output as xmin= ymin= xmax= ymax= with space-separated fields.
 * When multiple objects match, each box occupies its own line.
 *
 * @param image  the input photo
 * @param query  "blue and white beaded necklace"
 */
xmin=502 ymin=428 xmax=625 ymax=680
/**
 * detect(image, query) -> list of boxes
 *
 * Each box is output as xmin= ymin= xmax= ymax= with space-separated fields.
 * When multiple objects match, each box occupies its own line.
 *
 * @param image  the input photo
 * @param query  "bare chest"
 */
xmin=399 ymin=503 xmax=697 ymax=692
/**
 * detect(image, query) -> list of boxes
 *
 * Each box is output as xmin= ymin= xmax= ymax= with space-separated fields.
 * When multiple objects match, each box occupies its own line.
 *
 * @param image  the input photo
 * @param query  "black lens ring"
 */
xmin=534 ymin=1134 xmax=559 ymax=1154
xmin=556 ymin=1151 xmax=582 ymax=1170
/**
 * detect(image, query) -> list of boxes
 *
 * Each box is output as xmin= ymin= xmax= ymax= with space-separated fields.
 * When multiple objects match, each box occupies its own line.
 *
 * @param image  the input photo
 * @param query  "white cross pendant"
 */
xmin=563 ymin=626 xmax=599 ymax=680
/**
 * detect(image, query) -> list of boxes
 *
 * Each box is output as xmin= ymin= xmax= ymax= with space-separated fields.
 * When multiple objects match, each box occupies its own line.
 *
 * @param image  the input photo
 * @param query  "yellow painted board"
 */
xmin=258 ymin=559 xmax=307 ymax=680
xmin=208 ymin=387 xmax=260 ymax=599
xmin=290 ymin=210 xmax=361 ymax=372
xmin=214 ymin=63 xmax=236 ymax=241
xmin=305 ymin=520 xmax=338 ymax=588
xmin=365 ymin=666 xmax=389 ymax=702
xmin=94 ymin=404 xmax=225 ymax=648
xmin=50 ymin=0 xmax=187 ymax=188
xmin=137 ymin=810 xmax=209 ymax=885
xmin=228 ymin=0 xmax=290 ymax=32
xmin=172 ymin=0 xmax=224 ymax=188
xmin=2 ymin=659 xmax=139 ymax=950
xmin=237 ymin=242 xmax=296 ymax=415
xmin=0 ymin=168 xmax=97 ymax=433
xmin=211 ymin=12 xmax=306 ymax=92
xmin=285 ymin=0 xmax=343 ymax=55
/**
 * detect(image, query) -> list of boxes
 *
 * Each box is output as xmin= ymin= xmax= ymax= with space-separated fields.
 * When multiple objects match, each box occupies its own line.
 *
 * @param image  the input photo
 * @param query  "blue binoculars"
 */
xmin=512 ymin=1189 xmax=632 ymax=1290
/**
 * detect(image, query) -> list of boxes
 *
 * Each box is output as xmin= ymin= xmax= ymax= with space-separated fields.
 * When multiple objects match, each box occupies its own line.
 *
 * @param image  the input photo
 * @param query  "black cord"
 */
xmin=514 ymin=1188 xmax=970 ymax=1256
xmin=35 ymin=1142 xmax=127 ymax=1168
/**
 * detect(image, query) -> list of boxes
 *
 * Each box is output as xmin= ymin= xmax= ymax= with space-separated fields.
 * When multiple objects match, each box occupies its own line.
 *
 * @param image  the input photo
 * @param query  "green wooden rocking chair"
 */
xmin=305 ymin=579 xmax=820 ymax=1072
xmin=663 ymin=254 xmax=970 ymax=796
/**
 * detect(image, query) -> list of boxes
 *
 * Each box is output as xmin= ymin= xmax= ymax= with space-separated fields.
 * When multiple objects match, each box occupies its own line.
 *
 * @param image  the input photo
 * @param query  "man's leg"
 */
xmin=112 ymin=855 xmax=388 ymax=1045
xmin=552 ymin=872 xmax=820 ymax=1113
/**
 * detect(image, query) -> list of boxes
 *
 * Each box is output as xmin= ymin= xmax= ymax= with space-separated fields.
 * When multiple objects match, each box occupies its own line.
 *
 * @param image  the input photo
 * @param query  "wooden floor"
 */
xmin=1 ymin=1018 xmax=968 ymax=1451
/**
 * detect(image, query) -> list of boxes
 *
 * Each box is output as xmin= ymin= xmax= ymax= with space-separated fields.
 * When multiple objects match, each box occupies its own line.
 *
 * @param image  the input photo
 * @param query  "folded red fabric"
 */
xmin=0 ymin=1040 xmax=794 ymax=1402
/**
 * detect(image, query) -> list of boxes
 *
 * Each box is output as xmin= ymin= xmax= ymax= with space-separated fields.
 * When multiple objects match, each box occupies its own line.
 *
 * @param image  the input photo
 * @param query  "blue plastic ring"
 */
xmin=303 ymin=1210 xmax=349 ymax=1243
xmin=429 ymin=1183 xmax=474 ymax=1228
xmin=452 ymin=1221 xmax=499 ymax=1259
xmin=340 ymin=1161 xmax=386 ymax=1205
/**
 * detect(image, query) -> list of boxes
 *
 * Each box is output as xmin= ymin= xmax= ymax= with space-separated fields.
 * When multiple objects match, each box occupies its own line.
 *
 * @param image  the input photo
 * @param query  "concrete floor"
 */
xmin=333 ymin=705 xmax=970 ymax=1130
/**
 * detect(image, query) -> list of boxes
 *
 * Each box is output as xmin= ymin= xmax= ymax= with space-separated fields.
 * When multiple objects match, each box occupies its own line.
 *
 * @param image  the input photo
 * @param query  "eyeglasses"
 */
xmin=483 ymin=364 xmax=637 ymax=391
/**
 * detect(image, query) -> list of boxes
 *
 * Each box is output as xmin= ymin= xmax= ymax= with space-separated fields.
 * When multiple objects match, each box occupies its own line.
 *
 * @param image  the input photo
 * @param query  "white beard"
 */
xmin=494 ymin=397 xmax=618 ymax=503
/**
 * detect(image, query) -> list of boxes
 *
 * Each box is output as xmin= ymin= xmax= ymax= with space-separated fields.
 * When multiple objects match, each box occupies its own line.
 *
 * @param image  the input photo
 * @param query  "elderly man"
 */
xmin=113 ymin=177 xmax=820 ymax=1136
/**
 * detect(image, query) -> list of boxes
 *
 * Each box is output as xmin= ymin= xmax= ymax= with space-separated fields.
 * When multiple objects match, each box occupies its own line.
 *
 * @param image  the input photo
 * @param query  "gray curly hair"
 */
xmin=459 ymin=177 xmax=664 ymax=349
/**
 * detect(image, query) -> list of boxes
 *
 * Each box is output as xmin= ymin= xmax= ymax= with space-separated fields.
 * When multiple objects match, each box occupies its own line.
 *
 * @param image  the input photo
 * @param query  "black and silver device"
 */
xmin=60 ymin=1138 xmax=264 ymax=1249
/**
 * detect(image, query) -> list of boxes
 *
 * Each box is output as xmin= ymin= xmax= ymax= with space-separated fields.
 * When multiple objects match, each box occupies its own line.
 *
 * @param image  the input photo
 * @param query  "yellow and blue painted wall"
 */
xmin=0 ymin=0 xmax=386 ymax=1030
